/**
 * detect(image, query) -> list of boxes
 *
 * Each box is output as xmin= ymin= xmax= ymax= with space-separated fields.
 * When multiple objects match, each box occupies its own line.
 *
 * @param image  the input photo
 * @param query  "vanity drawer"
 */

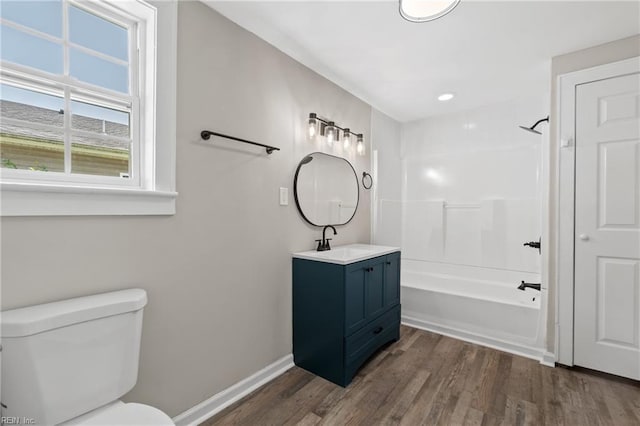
xmin=344 ymin=305 xmax=400 ymax=366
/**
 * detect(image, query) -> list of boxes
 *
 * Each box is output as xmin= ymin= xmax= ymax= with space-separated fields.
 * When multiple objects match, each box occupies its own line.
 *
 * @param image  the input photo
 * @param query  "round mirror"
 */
xmin=294 ymin=152 xmax=359 ymax=226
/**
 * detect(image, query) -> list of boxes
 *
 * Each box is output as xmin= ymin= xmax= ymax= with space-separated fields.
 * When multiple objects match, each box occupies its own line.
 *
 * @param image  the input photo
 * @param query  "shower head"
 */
xmin=519 ymin=125 xmax=542 ymax=135
xmin=519 ymin=116 xmax=549 ymax=135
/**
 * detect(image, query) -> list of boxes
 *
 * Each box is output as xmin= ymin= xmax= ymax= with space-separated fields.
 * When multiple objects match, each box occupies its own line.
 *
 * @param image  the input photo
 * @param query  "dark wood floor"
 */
xmin=203 ymin=326 xmax=640 ymax=426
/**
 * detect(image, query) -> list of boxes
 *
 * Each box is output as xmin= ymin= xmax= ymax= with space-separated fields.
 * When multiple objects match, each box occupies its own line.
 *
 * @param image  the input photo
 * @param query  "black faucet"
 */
xmin=316 ymin=225 xmax=337 ymax=251
xmin=518 ymin=281 xmax=541 ymax=291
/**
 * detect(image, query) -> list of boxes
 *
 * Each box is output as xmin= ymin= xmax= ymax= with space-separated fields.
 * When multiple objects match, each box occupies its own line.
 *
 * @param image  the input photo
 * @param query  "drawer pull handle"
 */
xmin=366 ymin=267 xmax=374 ymax=272
xmin=386 ymin=261 xmax=391 ymax=265
xmin=373 ymin=326 xmax=383 ymax=334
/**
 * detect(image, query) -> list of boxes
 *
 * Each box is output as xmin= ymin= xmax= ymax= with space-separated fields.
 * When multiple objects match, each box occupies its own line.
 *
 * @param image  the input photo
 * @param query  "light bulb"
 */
xmin=343 ymin=128 xmax=351 ymax=149
xmin=356 ymin=134 xmax=365 ymax=156
xmin=326 ymin=122 xmax=336 ymax=146
xmin=308 ymin=113 xmax=317 ymax=139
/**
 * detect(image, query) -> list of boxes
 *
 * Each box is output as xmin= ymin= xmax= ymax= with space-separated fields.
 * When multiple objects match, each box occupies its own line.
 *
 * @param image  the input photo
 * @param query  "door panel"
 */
xmin=384 ymin=253 xmax=401 ymax=308
xmin=345 ymin=266 xmax=367 ymax=335
xmin=598 ymin=92 xmax=640 ymax=125
xmin=598 ymin=141 xmax=639 ymax=228
xmin=596 ymin=258 xmax=639 ymax=348
xmin=574 ymin=72 xmax=640 ymax=380
xmin=366 ymin=260 xmax=386 ymax=319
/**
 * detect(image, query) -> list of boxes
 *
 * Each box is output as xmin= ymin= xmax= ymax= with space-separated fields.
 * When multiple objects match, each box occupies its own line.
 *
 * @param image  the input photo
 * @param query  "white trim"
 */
xmin=0 ymin=182 xmax=176 ymax=215
xmin=555 ymin=56 xmax=640 ymax=366
xmin=152 ymin=0 xmax=176 ymax=195
xmin=1 ymin=166 xmax=139 ymax=188
xmin=63 ymin=0 xmax=71 ymax=174
xmin=541 ymin=351 xmax=556 ymax=368
xmin=539 ymin=89 xmax=552 ymax=355
xmin=402 ymin=316 xmax=549 ymax=365
xmin=172 ymin=354 xmax=294 ymax=426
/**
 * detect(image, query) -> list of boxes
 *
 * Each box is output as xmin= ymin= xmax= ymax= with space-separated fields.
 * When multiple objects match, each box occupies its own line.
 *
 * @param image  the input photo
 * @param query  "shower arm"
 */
xmin=530 ymin=117 xmax=549 ymax=130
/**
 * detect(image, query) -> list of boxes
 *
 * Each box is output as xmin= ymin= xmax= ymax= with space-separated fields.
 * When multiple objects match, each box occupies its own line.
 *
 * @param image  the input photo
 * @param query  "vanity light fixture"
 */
xmin=400 ymin=0 xmax=461 ymax=23
xmin=307 ymin=112 xmax=365 ymax=155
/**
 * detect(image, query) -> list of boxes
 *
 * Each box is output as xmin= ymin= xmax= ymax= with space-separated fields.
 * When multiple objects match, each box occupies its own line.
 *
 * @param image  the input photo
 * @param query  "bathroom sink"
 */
xmin=313 ymin=247 xmax=372 ymax=260
xmin=293 ymin=244 xmax=400 ymax=265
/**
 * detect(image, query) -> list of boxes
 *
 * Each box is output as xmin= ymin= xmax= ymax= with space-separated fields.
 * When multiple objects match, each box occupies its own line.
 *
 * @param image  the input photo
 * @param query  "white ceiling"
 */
xmin=205 ymin=1 xmax=640 ymax=122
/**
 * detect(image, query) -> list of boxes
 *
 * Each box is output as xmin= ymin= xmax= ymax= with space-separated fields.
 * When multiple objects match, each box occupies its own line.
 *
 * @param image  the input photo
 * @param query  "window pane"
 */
xmin=1 ymin=128 xmax=64 ymax=173
xmin=69 ymin=6 xmax=128 ymax=61
xmin=0 ymin=85 xmax=65 ymax=172
xmin=0 ymin=25 xmax=63 ymax=74
xmin=71 ymin=100 xmax=130 ymax=138
xmin=71 ymin=136 xmax=130 ymax=177
xmin=1 ymin=84 xmax=64 ymax=127
xmin=70 ymin=48 xmax=128 ymax=93
xmin=0 ymin=0 xmax=62 ymax=37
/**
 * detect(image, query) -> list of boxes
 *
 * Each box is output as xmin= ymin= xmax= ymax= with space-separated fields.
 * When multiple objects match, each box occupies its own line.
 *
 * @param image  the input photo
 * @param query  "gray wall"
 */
xmin=546 ymin=34 xmax=640 ymax=353
xmin=0 ymin=1 xmax=371 ymax=417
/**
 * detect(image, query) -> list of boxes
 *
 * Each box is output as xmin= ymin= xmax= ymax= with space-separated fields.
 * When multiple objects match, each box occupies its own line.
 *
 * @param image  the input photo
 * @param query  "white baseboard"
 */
xmin=172 ymin=354 xmax=294 ymax=426
xmin=541 ymin=351 xmax=556 ymax=367
xmin=402 ymin=315 xmax=546 ymax=363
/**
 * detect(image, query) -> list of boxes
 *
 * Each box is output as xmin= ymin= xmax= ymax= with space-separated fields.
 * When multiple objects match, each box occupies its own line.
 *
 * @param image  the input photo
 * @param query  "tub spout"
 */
xmin=518 ymin=281 xmax=541 ymax=291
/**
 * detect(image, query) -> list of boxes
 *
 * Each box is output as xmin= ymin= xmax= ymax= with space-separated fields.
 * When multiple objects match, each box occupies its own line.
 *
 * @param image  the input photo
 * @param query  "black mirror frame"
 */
xmin=293 ymin=152 xmax=360 ymax=227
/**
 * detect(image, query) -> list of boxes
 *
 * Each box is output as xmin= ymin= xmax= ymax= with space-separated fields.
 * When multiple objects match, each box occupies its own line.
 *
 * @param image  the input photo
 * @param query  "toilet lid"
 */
xmin=63 ymin=402 xmax=174 ymax=425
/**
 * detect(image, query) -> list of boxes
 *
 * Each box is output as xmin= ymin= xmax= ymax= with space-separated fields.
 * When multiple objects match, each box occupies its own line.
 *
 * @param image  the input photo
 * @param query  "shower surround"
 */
xmin=372 ymin=96 xmax=549 ymax=359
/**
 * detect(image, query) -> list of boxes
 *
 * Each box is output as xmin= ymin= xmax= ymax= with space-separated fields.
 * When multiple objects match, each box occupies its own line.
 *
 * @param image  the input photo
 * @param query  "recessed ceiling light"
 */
xmin=438 ymin=93 xmax=455 ymax=101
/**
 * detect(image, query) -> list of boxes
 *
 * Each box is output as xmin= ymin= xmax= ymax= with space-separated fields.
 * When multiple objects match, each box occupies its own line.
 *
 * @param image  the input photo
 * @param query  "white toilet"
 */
xmin=1 ymin=289 xmax=174 ymax=425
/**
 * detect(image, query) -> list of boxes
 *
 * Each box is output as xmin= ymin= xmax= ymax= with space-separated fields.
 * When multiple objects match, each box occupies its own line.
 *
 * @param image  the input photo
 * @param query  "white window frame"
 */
xmin=1 ymin=0 xmax=177 ymax=216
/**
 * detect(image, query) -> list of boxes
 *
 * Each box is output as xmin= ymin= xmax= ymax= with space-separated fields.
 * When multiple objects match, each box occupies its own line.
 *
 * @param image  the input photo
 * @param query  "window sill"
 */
xmin=1 ymin=182 xmax=177 ymax=216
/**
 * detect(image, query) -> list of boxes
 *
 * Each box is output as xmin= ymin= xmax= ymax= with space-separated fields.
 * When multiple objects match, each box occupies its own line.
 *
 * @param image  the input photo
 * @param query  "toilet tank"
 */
xmin=1 ymin=289 xmax=147 ymax=425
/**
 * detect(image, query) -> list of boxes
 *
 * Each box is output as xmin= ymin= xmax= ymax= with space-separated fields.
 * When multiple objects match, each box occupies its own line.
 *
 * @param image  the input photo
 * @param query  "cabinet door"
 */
xmin=366 ymin=258 xmax=387 ymax=320
xmin=345 ymin=265 xmax=367 ymax=335
xmin=383 ymin=252 xmax=401 ymax=308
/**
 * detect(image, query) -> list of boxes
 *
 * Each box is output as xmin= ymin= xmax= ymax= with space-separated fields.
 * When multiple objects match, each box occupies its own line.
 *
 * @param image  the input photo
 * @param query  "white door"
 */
xmin=574 ymin=72 xmax=640 ymax=380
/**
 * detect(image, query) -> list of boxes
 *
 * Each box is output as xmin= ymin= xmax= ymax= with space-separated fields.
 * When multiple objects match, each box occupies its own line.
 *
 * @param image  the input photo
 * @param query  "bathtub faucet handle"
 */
xmin=523 ymin=237 xmax=541 ymax=254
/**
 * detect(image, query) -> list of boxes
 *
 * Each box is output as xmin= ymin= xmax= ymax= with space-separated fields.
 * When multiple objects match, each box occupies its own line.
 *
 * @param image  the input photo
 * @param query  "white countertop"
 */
xmin=293 ymin=243 xmax=400 ymax=265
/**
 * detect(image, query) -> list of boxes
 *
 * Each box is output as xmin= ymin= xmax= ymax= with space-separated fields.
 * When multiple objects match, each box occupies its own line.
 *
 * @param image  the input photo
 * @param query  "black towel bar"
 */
xmin=200 ymin=130 xmax=280 ymax=154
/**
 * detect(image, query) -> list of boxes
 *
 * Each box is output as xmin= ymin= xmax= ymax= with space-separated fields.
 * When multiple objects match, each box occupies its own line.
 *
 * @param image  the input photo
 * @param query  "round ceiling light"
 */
xmin=399 ymin=0 xmax=461 ymax=23
xmin=438 ymin=93 xmax=455 ymax=101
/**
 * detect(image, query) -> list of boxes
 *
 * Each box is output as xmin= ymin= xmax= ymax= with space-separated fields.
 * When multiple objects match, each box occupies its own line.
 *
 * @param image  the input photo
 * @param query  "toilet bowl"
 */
xmin=1 ymin=289 xmax=174 ymax=426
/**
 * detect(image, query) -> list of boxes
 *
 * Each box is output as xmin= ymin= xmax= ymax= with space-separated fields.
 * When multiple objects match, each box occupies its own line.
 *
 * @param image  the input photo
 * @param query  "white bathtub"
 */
xmin=401 ymin=260 xmax=545 ymax=360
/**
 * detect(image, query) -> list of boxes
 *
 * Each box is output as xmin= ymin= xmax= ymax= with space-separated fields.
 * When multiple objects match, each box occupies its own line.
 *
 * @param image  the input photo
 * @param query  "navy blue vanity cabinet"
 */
xmin=293 ymin=251 xmax=401 ymax=387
